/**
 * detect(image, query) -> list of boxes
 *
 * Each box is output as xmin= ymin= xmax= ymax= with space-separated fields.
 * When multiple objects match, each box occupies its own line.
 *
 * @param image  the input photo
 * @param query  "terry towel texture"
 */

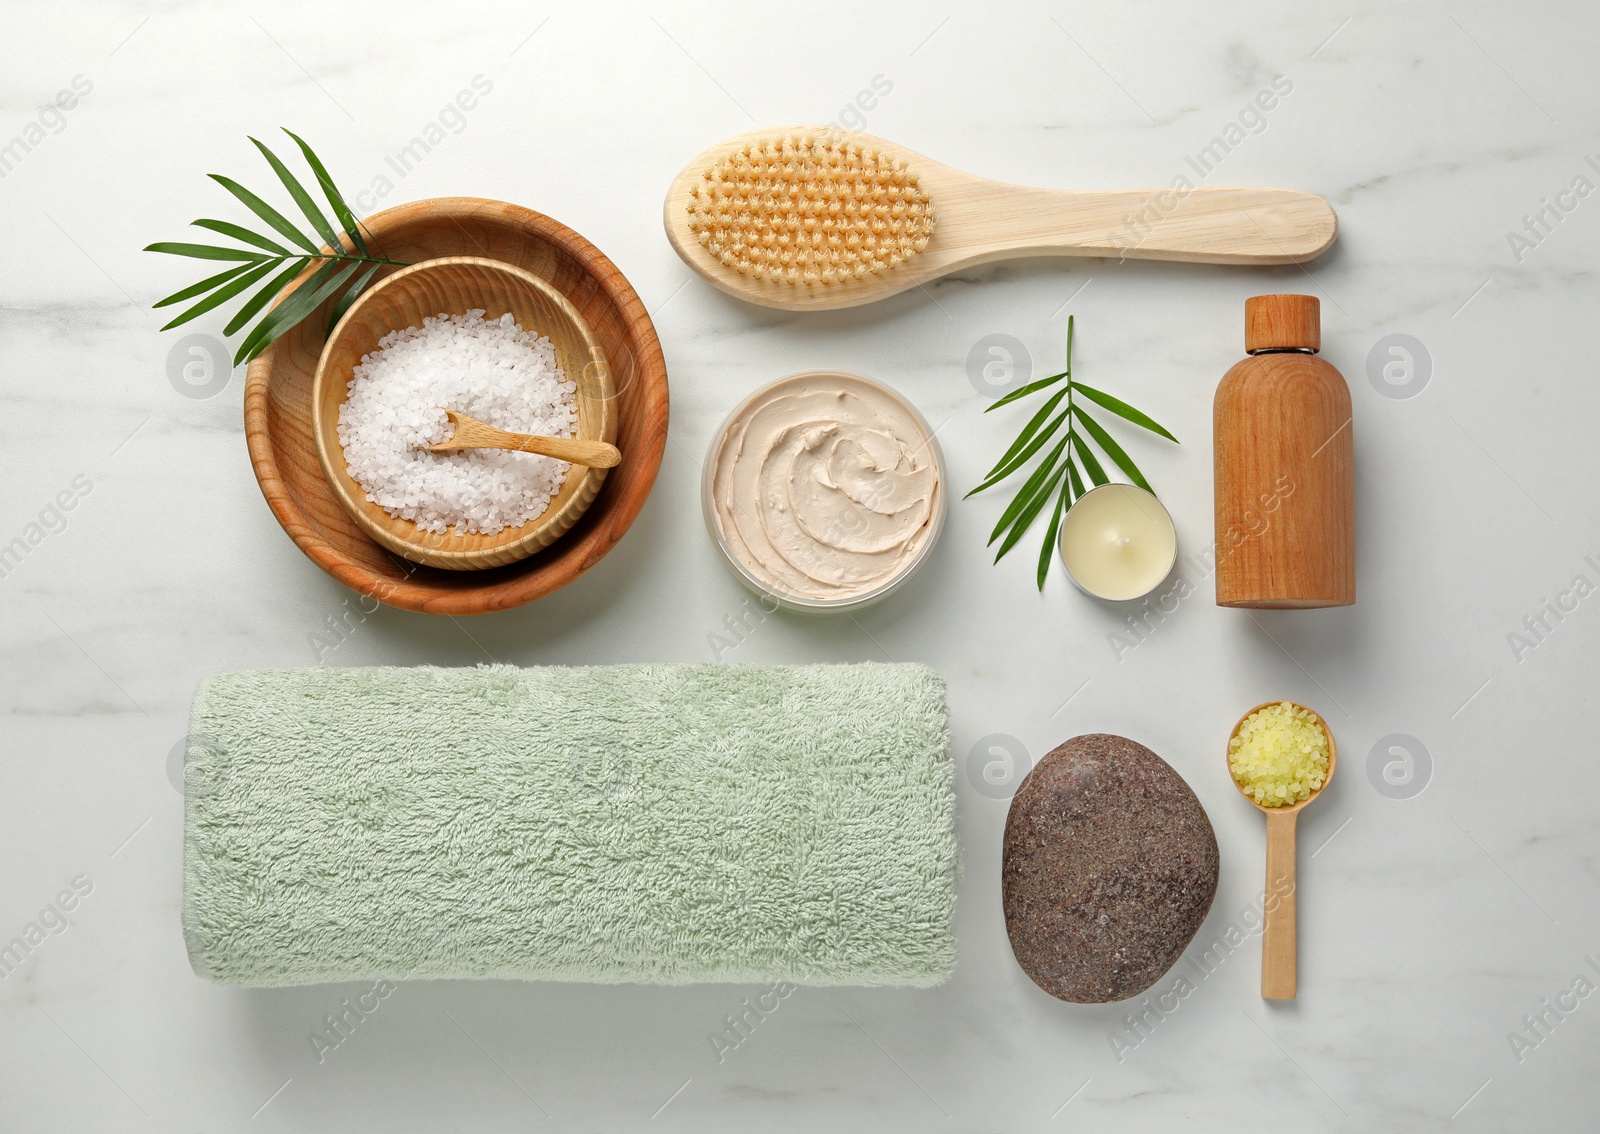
xmin=183 ymin=663 xmax=957 ymax=987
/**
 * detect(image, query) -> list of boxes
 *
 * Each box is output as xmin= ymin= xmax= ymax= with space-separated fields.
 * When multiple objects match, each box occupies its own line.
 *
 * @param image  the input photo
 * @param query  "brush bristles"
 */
xmin=686 ymin=133 xmax=935 ymax=287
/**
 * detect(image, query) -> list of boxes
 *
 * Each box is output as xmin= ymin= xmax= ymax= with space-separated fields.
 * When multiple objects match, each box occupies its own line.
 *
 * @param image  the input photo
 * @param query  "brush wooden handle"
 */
xmin=1262 ymin=809 xmax=1298 ymax=1000
xmin=430 ymin=410 xmax=622 ymax=468
xmin=949 ymin=185 xmax=1335 ymax=265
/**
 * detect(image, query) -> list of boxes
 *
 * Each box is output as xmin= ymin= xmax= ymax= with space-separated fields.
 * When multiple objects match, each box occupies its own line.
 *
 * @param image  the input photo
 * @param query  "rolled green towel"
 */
xmin=183 ymin=662 xmax=957 ymax=988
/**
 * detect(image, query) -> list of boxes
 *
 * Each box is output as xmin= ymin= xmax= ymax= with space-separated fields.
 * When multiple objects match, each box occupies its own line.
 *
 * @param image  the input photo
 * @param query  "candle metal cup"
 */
xmin=1057 ymin=483 xmax=1178 ymax=601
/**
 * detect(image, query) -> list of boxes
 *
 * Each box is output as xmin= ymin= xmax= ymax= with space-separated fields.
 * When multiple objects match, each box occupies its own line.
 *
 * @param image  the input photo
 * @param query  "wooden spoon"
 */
xmin=1226 ymin=701 xmax=1338 ymax=1000
xmin=664 ymin=125 xmax=1338 ymax=311
xmin=427 ymin=409 xmax=622 ymax=468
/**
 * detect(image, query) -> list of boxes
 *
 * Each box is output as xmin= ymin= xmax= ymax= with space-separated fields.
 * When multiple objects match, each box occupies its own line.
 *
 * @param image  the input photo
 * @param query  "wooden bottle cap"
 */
xmin=1245 ymin=294 xmax=1320 ymax=353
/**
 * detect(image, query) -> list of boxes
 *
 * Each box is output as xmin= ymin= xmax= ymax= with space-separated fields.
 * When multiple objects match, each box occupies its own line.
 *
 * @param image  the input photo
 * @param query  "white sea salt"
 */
xmin=336 ymin=309 xmax=577 ymax=536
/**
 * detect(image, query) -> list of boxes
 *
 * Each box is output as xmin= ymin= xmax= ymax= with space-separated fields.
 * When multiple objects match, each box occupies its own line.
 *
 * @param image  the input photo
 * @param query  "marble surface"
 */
xmin=2 ymin=1 xmax=1597 ymax=1129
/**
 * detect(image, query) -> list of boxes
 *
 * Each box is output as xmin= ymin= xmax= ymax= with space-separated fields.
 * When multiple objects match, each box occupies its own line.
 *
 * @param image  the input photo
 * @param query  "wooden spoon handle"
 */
xmin=1261 ymin=809 xmax=1299 ymax=999
xmin=951 ymin=184 xmax=1337 ymax=266
xmin=430 ymin=411 xmax=621 ymax=468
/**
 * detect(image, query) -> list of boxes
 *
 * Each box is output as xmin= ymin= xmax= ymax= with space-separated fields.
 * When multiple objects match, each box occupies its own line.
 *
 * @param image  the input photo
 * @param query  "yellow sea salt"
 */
xmin=1228 ymin=701 xmax=1330 ymax=807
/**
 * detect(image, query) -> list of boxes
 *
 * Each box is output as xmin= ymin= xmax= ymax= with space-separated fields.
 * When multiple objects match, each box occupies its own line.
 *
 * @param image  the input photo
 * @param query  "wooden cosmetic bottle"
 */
xmin=1213 ymin=294 xmax=1354 ymax=608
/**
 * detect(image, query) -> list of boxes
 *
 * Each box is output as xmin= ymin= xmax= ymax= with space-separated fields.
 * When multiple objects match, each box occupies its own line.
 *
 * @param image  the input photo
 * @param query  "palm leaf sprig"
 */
xmin=968 ymin=315 xmax=1179 ymax=589
xmin=145 ymin=129 xmax=408 ymax=366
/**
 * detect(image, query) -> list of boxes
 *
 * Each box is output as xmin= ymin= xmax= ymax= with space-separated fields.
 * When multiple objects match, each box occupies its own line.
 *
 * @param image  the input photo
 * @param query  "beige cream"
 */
xmin=710 ymin=373 xmax=940 ymax=602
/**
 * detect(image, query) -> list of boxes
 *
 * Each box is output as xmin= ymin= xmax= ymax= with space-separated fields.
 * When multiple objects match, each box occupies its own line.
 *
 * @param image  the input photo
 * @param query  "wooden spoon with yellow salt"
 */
xmin=1226 ymin=700 xmax=1338 ymax=1000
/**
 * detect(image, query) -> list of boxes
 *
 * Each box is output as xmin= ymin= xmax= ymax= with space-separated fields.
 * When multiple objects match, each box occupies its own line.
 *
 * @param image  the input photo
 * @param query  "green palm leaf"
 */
xmin=967 ymin=410 xmax=1068 ymax=499
xmin=285 ymin=128 xmax=367 ymax=255
xmin=191 ymin=218 xmax=290 ymax=256
xmin=159 ymin=259 xmax=280 ymax=331
xmin=145 ymin=241 xmax=269 ymax=262
xmin=982 ymin=384 xmax=1070 ymax=479
xmin=1076 ymin=407 xmax=1153 ymax=493
xmin=1072 ymin=381 xmax=1178 ymax=442
xmin=152 ymin=263 xmax=255 ymax=309
xmin=988 ymin=434 xmax=1070 ymax=545
xmin=250 ymin=135 xmax=339 ymax=251
xmin=224 ymin=258 xmax=311 ymax=336
xmin=148 ymin=132 xmax=407 ymax=366
xmin=994 ymin=461 xmax=1069 ymax=561
xmin=207 ymin=174 xmax=321 ymax=254
xmin=326 ymin=262 xmax=384 ymax=333
xmin=232 ymin=258 xmax=338 ymax=362
xmin=1036 ymin=474 xmax=1074 ymax=589
xmin=1073 ymin=432 xmax=1109 ymax=486
xmin=235 ymin=259 xmax=360 ymax=365
xmin=985 ymin=369 xmax=1068 ymax=413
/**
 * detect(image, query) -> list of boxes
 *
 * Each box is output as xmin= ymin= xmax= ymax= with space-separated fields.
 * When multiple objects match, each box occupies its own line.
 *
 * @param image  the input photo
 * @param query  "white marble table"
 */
xmin=3 ymin=1 xmax=1596 ymax=1129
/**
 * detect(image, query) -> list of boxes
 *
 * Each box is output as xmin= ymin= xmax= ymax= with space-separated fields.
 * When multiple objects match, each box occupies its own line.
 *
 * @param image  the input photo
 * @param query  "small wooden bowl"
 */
xmin=313 ymin=257 xmax=616 ymax=570
xmin=243 ymin=198 xmax=669 ymax=614
xmin=1226 ymin=700 xmax=1337 ymax=815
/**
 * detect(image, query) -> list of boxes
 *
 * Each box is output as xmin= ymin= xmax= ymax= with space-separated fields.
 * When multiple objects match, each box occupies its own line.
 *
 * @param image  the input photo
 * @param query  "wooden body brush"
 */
xmin=664 ymin=126 xmax=1337 ymax=311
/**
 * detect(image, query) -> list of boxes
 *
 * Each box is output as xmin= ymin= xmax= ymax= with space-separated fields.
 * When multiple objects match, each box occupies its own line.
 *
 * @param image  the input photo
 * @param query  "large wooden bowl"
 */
xmin=313 ymin=257 xmax=617 ymax=570
xmin=244 ymin=198 xmax=668 ymax=614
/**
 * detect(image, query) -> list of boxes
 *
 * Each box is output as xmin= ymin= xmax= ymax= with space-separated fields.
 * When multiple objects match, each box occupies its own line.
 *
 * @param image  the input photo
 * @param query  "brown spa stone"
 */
xmin=1002 ymin=734 xmax=1219 ymax=1003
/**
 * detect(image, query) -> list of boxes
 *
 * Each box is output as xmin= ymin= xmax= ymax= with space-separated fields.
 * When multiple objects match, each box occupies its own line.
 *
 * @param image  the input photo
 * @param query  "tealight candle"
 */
xmin=1058 ymin=483 xmax=1177 ymax=601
